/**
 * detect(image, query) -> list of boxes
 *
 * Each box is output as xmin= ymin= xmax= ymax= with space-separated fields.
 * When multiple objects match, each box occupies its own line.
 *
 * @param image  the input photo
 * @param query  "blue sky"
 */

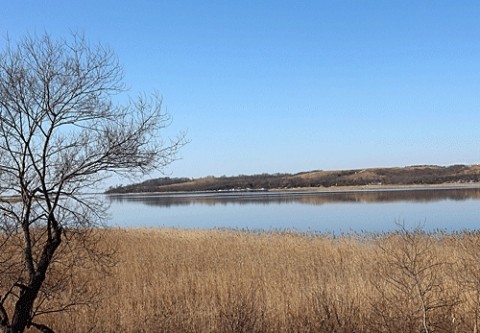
xmin=2 ymin=1 xmax=480 ymax=182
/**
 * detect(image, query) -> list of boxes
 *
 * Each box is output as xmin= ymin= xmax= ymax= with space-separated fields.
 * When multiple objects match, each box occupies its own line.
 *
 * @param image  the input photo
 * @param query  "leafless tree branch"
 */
xmin=0 ymin=32 xmax=185 ymax=333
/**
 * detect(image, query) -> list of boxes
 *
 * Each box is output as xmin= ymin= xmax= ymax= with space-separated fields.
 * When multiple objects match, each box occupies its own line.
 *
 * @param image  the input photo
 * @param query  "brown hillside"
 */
xmin=106 ymin=164 xmax=480 ymax=194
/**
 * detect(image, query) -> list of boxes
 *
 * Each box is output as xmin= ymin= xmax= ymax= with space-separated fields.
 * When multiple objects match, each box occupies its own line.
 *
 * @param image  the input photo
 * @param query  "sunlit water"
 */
xmin=105 ymin=187 xmax=480 ymax=233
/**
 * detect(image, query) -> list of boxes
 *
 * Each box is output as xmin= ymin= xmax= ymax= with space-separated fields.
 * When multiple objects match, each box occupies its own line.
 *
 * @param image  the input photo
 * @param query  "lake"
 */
xmin=105 ymin=187 xmax=480 ymax=233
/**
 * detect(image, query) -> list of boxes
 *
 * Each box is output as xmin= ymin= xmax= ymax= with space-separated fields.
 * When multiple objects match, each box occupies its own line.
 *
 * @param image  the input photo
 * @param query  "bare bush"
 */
xmin=371 ymin=226 xmax=458 ymax=333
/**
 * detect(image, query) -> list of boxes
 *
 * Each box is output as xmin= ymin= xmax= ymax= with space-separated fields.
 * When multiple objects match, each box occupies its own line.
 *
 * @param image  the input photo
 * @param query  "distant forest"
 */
xmin=105 ymin=164 xmax=480 ymax=194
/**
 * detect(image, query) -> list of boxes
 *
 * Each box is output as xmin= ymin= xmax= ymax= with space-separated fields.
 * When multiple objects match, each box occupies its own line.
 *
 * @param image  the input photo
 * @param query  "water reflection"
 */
xmin=106 ymin=187 xmax=480 ymax=207
xmin=105 ymin=188 xmax=480 ymax=232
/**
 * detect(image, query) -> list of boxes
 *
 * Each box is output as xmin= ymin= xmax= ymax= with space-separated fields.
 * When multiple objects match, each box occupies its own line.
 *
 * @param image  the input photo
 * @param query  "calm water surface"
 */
xmin=106 ymin=188 xmax=480 ymax=233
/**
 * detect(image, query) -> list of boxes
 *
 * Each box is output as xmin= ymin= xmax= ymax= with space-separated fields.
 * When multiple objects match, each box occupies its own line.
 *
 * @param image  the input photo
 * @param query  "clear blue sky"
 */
xmin=2 ymin=1 xmax=480 ymax=182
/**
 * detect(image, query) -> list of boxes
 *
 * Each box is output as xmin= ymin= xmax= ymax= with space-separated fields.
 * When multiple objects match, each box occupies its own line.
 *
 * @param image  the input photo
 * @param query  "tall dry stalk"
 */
xmin=2 ymin=228 xmax=480 ymax=332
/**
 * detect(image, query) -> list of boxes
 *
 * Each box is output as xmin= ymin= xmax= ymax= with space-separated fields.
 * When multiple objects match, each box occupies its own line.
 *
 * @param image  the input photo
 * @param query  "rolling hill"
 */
xmin=106 ymin=164 xmax=480 ymax=194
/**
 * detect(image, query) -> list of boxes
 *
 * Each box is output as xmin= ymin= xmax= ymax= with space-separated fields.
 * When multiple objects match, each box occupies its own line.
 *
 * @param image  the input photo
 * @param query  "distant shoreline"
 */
xmin=106 ymin=164 xmax=480 ymax=195
xmin=106 ymin=182 xmax=480 ymax=197
xmin=271 ymin=182 xmax=480 ymax=192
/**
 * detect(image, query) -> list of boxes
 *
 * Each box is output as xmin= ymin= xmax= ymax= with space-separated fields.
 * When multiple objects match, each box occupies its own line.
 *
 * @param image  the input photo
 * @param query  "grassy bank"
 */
xmin=35 ymin=228 xmax=480 ymax=332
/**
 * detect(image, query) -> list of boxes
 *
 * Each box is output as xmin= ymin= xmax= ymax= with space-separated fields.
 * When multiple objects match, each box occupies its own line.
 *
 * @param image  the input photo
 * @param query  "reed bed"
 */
xmin=22 ymin=228 xmax=480 ymax=332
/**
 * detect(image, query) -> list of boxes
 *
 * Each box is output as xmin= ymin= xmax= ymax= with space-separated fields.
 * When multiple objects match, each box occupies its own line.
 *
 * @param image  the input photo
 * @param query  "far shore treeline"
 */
xmin=106 ymin=164 xmax=480 ymax=194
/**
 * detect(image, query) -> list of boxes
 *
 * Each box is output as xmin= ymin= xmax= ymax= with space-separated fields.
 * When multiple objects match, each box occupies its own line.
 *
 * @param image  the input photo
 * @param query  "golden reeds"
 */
xmin=12 ymin=228 xmax=480 ymax=332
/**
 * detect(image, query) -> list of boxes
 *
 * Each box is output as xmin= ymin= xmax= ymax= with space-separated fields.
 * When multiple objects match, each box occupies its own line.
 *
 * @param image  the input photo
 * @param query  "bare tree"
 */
xmin=0 ymin=33 xmax=185 ymax=333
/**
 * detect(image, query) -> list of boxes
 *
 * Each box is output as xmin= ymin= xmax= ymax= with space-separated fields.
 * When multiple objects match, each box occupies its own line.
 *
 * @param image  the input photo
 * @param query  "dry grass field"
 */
xmin=25 ymin=228 xmax=480 ymax=332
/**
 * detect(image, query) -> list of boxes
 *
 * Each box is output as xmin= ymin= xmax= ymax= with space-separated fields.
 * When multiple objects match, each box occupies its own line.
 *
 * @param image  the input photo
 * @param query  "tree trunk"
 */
xmin=6 ymin=273 xmax=47 ymax=333
xmin=6 ymin=232 xmax=62 ymax=333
